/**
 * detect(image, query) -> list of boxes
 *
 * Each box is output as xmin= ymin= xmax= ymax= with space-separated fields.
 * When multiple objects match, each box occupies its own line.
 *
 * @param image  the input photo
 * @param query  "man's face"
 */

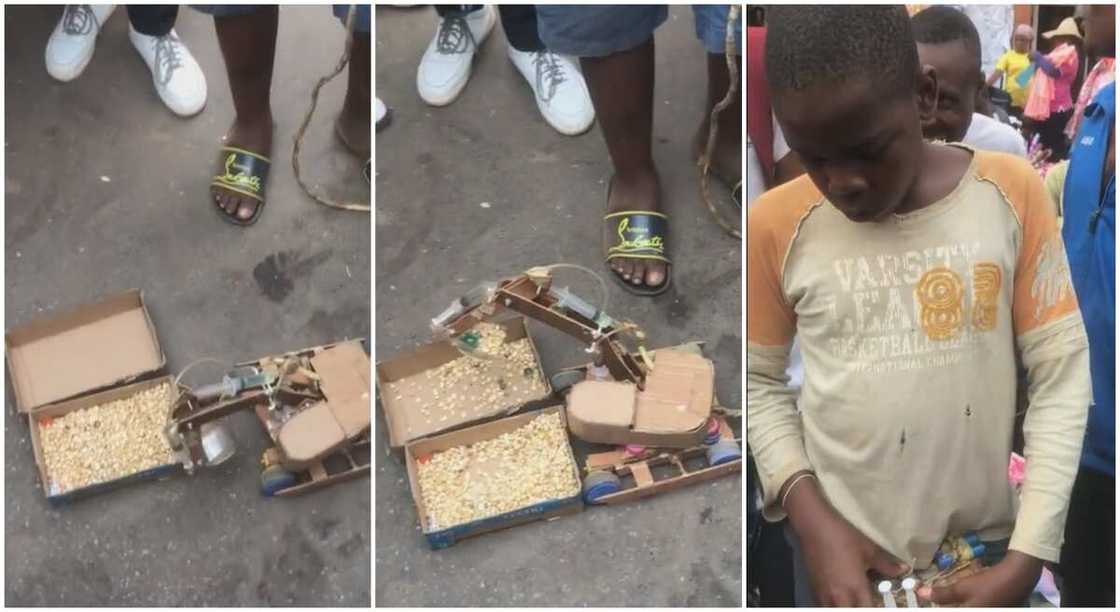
xmin=773 ymin=78 xmax=928 ymax=223
xmin=917 ymin=41 xmax=981 ymax=143
xmin=1012 ymin=32 xmax=1031 ymax=53
xmin=1084 ymin=5 xmax=1115 ymax=57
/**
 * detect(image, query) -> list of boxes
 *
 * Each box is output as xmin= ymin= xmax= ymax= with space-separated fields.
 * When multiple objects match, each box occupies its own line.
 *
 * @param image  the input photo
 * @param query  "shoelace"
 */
xmin=435 ymin=15 xmax=476 ymax=55
xmin=152 ymin=34 xmax=183 ymax=86
xmin=62 ymin=4 xmax=97 ymax=36
xmin=532 ymin=51 xmax=567 ymax=104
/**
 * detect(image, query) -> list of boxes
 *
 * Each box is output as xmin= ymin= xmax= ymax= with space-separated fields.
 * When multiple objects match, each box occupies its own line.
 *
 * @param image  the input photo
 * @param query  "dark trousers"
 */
xmin=1060 ymin=466 xmax=1116 ymax=606
xmin=1036 ymin=108 xmax=1074 ymax=161
xmin=747 ymin=454 xmax=795 ymax=606
xmin=127 ymin=5 xmax=178 ymax=37
xmin=434 ymin=5 xmax=544 ymax=52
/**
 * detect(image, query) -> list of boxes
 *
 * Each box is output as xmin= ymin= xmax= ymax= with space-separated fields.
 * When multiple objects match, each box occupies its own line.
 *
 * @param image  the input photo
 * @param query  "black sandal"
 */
xmin=211 ymin=146 xmax=270 ymax=226
xmin=603 ymin=206 xmax=673 ymax=297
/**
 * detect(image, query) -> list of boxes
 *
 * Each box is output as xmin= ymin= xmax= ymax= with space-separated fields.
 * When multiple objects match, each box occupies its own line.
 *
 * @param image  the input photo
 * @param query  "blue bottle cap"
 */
xmin=971 ymin=543 xmax=987 ymax=558
xmin=963 ymin=532 xmax=981 ymax=547
xmin=935 ymin=551 xmax=955 ymax=570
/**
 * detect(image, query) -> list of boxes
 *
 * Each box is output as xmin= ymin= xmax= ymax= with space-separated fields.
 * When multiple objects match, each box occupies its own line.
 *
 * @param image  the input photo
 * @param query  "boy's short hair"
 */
xmin=766 ymin=5 xmax=919 ymax=100
xmin=911 ymin=6 xmax=982 ymax=71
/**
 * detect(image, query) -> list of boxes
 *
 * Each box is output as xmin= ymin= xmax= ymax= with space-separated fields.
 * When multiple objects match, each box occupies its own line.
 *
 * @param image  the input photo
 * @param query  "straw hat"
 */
xmin=1043 ymin=17 xmax=1082 ymax=40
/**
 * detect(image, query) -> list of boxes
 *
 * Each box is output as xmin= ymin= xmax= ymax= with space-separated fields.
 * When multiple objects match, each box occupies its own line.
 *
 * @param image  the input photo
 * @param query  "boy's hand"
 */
xmin=784 ymin=475 xmax=910 ymax=606
xmin=917 ymin=550 xmax=1043 ymax=606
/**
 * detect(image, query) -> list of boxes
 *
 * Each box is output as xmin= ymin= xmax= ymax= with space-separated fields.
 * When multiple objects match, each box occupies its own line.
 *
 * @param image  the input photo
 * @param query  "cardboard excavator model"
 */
xmin=165 ymin=340 xmax=371 ymax=497
xmin=429 ymin=266 xmax=723 ymax=451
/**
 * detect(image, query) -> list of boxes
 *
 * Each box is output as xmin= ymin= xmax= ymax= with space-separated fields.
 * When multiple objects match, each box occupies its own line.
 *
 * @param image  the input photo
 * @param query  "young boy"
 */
xmin=747 ymin=6 xmax=1090 ymax=607
xmin=911 ymin=6 xmax=1026 ymax=157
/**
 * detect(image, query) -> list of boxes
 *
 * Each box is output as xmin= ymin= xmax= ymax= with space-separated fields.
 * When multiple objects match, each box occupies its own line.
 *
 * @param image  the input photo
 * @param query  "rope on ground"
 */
xmin=697 ymin=5 xmax=742 ymax=240
xmin=292 ymin=4 xmax=371 ymax=212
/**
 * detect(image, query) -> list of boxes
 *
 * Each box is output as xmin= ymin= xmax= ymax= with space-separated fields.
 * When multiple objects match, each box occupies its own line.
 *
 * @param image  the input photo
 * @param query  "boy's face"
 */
xmin=917 ymin=41 xmax=981 ymax=143
xmin=1012 ymin=33 xmax=1031 ymax=53
xmin=773 ymin=76 xmax=932 ymax=223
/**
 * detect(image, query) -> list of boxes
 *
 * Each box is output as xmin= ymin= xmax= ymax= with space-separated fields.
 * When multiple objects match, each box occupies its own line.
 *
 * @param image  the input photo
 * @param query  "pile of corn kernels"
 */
xmin=38 ymin=382 xmax=175 ymax=493
xmin=416 ymin=412 xmax=580 ymax=529
xmin=385 ymin=322 xmax=548 ymax=432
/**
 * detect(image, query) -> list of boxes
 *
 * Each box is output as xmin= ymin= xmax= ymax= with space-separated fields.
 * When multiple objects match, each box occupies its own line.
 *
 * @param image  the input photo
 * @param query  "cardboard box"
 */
xmin=404 ymin=405 xmax=583 ymax=549
xmin=5 ymin=289 xmax=176 ymax=504
xmin=29 ymin=376 xmax=181 ymax=504
xmin=376 ymin=317 xmax=552 ymax=449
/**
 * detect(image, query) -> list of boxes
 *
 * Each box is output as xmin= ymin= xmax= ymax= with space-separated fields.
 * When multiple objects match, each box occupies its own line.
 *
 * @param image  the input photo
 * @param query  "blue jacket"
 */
xmin=1062 ymin=81 xmax=1115 ymax=477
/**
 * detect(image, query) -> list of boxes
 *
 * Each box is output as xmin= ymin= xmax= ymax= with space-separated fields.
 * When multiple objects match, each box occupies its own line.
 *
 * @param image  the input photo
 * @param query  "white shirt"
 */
xmin=746 ymin=113 xmax=791 ymax=208
xmin=746 ymin=115 xmax=803 ymax=389
xmin=964 ymin=112 xmax=1028 ymax=157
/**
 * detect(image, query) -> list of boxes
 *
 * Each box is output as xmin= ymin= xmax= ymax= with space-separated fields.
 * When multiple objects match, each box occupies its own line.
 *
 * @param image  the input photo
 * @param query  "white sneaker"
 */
xmin=508 ymin=48 xmax=595 ymax=135
xmin=376 ymin=97 xmax=392 ymax=131
xmin=129 ymin=25 xmax=207 ymax=117
xmin=416 ymin=6 xmax=496 ymax=106
xmin=45 ymin=4 xmax=116 ymax=82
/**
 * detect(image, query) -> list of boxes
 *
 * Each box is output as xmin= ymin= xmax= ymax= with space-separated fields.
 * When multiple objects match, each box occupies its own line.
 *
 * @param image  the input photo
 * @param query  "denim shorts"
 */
xmin=693 ymin=5 xmax=742 ymax=55
xmin=535 ymin=5 xmax=741 ymax=58
xmin=535 ymin=5 xmax=668 ymax=58
xmin=192 ymin=5 xmax=370 ymax=33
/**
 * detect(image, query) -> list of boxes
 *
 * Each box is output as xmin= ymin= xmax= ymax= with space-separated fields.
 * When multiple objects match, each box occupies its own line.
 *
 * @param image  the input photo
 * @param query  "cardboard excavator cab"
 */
xmin=272 ymin=342 xmax=371 ymax=470
xmin=566 ymin=349 xmax=714 ymax=448
xmin=430 ymin=267 xmax=716 ymax=449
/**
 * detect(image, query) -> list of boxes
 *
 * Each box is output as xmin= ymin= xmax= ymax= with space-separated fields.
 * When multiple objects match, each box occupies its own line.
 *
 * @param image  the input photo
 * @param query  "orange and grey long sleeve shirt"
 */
xmin=746 ymin=148 xmax=1091 ymax=567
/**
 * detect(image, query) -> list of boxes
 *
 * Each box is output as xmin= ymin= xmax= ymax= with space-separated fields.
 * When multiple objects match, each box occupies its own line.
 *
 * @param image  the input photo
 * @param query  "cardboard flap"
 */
xmin=278 ymin=401 xmax=347 ymax=465
xmin=568 ymin=380 xmax=635 ymax=428
xmin=311 ymin=342 xmax=371 ymax=438
xmin=632 ymin=350 xmax=713 ymax=434
xmin=6 ymin=289 xmax=165 ymax=413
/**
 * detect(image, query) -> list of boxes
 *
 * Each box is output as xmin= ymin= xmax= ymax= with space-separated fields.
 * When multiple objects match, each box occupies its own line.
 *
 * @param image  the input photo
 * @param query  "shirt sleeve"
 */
xmin=996 ymin=53 xmax=1009 ymax=74
xmin=746 ymin=194 xmax=810 ymax=521
xmin=1007 ymin=162 xmax=1091 ymax=563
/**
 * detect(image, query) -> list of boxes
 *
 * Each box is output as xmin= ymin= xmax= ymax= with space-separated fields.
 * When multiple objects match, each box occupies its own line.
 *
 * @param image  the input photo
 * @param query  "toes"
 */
xmin=613 ymin=259 xmax=632 ymax=280
xmin=237 ymin=200 xmax=258 ymax=221
xmin=630 ymin=261 xmax=646 ymax=286
xmin=645 ymin=262 xmax=667 ymax=288
xmin=224 ymin=194 xmax=241 ymax=216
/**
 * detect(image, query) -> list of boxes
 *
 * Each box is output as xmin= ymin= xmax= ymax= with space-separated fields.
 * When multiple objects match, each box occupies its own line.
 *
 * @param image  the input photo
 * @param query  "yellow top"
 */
xmin=996 ymin=50 xmax=1032 ymax=109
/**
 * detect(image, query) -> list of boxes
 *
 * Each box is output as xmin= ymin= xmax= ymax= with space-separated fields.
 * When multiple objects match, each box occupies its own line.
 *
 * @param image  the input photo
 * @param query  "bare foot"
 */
xmin=212 ymin=112 xmax=273 ymax=222
xmin=335 ymin=97 xmax=371 ymax=159
xmin=607 ymin=170 xmax=667 ymax=289
xmin=693 ymin=118 xmax=742 ymax=189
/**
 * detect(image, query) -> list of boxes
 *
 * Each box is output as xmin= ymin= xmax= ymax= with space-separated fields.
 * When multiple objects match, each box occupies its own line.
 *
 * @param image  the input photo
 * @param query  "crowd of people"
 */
xmin=747 ymin=4 xmax=1114 ymax=607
